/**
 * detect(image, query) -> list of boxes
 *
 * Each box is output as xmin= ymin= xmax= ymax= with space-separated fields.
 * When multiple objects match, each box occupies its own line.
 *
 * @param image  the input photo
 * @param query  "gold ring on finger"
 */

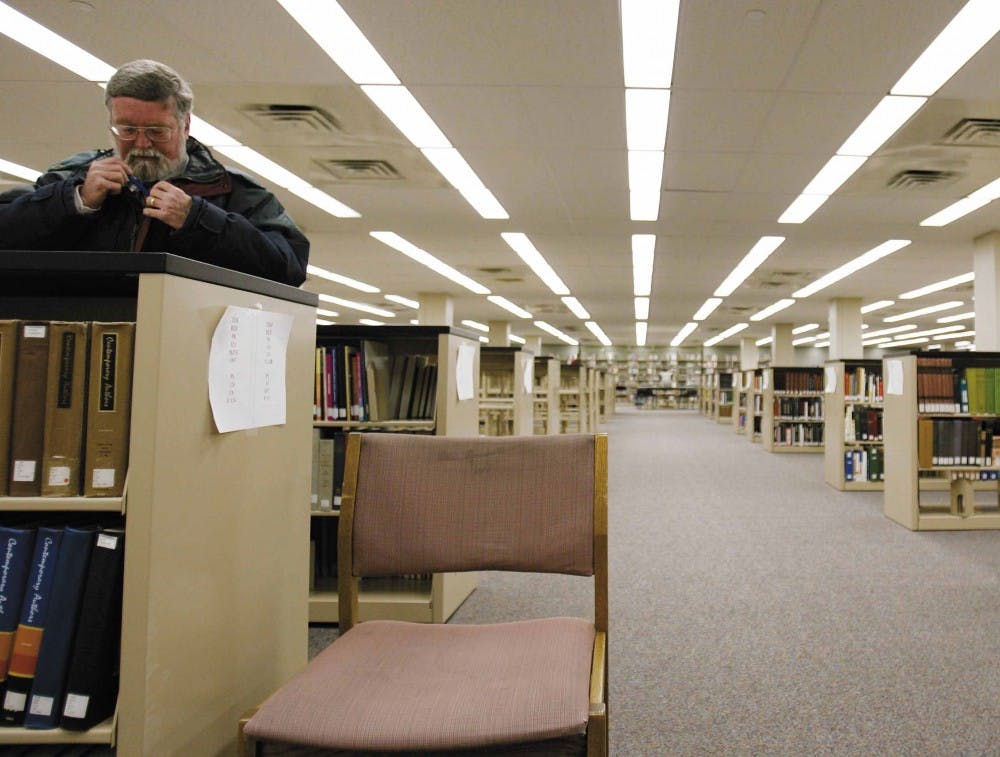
xmin=148 ymin=196 xmax=156 ymax=208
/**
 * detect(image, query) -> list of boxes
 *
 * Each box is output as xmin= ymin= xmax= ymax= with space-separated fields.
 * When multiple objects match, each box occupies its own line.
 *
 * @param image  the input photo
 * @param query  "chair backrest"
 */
xmin=338 ymin=432 xmax=608 ymax=630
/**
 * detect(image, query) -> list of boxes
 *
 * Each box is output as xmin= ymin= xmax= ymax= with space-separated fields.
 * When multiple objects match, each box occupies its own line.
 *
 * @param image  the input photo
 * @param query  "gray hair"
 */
xmin=105 ymin=59 xmax=194 ymax=121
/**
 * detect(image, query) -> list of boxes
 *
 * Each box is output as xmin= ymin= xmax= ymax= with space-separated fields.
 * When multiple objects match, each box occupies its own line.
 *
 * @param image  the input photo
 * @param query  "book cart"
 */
xmin=311 ymin=325 xmax=480 ymax=622
xmin=714 ymin=371 xmax=735 ymax=424
xmin=824 ymin=359 xmax=884 ymax=490
xmin=479 ymin=346 xmax=534 ymax=436
xmin=0 ymin=251 xmax=316 ymax=755
xmin=883 ymin=351 xmax=1000 ymax=530
xmin=532 ymin=356 xmax=560 ymax=434
xmin=761 ymin=367 xmax=824 ymax=453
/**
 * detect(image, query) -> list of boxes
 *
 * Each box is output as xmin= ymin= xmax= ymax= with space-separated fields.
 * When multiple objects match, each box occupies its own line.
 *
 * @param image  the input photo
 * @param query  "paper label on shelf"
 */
xmin=3 ymin=691 xmax=26 ymax=712
xmin=886 ymin=359 xmax=904 ymax=395
xmin=11 ymin=460 xmax=35 ymax=482
xmin=97 ymin=533 xmax=119 ymax=550
xmin=824 ymin=365 xmax=836 ymax=394
xmin=209 ymin=305 xmax=294 ymax=433
xmin=23 ymin=324 xmax=46 ymax=338
xmin=456 ymin=342 xmax=476 ymax=401
xmin=91 ymin=468 xmax=115 ymax=489
xmin=63 ymin=693 xmax=89 ymax=719
xmin=47 ymin=465 xmax=71 ymax=486
xmin=28 ymin=694 xmax=53 ymax=716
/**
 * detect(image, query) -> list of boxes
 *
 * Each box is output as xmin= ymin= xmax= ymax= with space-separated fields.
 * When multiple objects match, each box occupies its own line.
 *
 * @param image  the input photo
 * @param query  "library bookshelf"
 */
xmin=479 ymin=346 xmax=534 ymax=436
xmin=824 ymin=359 xmax=884 ymax=490
xmin=532 ymin=356 xmax=560 ymax=434
xmin=0 ymin=251 xmax=316 ymax=755
xmin=761 ymin=367 xmax=824 ymax=453
xmin=883 ymin=352 xmax=1000 ymax=531
xmin=743 ymin=369 xmax=764 ymax=442
xmin=310 ymin=325 xmax=480 ymax=623
xmin=714 ymin=371 xmax=735 ymax=424
xmin=734 ymin=371 xmax=749 ymax=434
xmin=560 ymin=363 xmax=590 ymax=432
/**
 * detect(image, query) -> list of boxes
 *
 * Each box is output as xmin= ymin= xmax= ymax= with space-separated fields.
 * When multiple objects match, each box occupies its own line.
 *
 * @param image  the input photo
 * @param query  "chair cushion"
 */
xmin=245 ymin=618 xmax=596 ymax=752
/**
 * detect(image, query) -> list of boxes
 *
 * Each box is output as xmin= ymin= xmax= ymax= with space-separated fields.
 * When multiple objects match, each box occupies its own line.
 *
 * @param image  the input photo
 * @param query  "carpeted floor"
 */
xmin=311 ymin=408 xmax=1000 ymax=755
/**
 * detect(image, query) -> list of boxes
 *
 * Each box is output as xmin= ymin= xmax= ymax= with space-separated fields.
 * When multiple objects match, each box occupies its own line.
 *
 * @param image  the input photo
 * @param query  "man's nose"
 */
xmin=134 ymin=129 xmax=154 ymax=148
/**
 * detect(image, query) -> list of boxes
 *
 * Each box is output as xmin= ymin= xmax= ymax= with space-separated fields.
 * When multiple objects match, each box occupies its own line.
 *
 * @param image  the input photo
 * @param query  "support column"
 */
xmin=488 ymin=320 xmax=511 ymax=347
xmin=739 ymin=337 xmax=758 ymax=370
xmin=770 ymin=322 xmax=794 ymax=366
xmin=974 ymin=231 xmax=1000 ymax=350
xmin=524 ymin=336 xmax=543 ymax=356
xmin=828 ymin=297 xmax=863 ymax=360
xmin=418 ymin=292 xmax=453 ymax=326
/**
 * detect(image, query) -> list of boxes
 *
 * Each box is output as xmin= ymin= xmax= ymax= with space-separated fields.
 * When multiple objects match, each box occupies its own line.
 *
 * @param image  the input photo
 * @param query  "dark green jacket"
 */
xmin=0 ymin=138 xmax=309 ymax=286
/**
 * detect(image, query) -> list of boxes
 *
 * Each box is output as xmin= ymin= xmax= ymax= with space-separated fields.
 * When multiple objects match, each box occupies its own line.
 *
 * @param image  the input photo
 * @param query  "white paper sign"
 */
xmin=456 ymin=342 xmax=476 ymax=401
xmin=762 ymin=371 xmax=770 ymax=390
xmin=521 ymin=357 xmax=534 ymax=395
xmin=886 ymin=358 xmax=904 ymax=396
xmin=209 ymin=306 xmax=294 ymax=433
xmin=824 ymin=365 xmax=836 ymax=394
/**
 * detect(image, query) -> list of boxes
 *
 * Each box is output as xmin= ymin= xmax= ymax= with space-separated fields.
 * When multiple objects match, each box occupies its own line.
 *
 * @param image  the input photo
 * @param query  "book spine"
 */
xmin=0 ymin=528 xmax=36 ymax=692
xmin=0 ymin=321 xmax=19 ymax=496
xmin=8 ymin=322 xmax=50 ymax=496
xmin=83 ymin=323 xmax=135 ymax=497
xmin=40 ymin=323 xmax=89 ymax=497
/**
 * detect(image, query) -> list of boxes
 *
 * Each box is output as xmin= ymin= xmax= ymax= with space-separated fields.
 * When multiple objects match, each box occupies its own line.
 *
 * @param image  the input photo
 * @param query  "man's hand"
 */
xmin=80 ymin=156 xmax=131 ymax=209
xmin=143 ymin=181 xmax=193 ymax=230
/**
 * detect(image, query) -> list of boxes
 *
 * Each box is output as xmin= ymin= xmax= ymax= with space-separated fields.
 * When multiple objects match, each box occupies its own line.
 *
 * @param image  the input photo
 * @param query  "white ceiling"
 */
xmin=2 ymin=0 xmax=999 ymax=352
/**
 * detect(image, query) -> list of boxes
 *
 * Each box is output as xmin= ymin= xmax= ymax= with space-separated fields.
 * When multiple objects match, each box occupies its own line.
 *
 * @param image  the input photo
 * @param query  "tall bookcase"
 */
xmin=883 ymin=352 xmax=1000 ymax=530
xmin=744 ymin=368 xmax=763 ymax=442
xmin=310 ymin=325 xmax=480 ymax=622
xmin=734 ymin=371 xmax=749 ymax=434
xmin=560 ymin=363 xmax=590 ymax=433
xmin=532 ymin=356 xmax=560 ymax=434
xmin=714 ymin=371 xmax=735 ymax=424
xmin=824 ymin=359 xmax=884 ymax=490
xmin=761 ymin=366 xmax=824 ymax=453
xmin=0 ymin=251 xmax=315 ymax=755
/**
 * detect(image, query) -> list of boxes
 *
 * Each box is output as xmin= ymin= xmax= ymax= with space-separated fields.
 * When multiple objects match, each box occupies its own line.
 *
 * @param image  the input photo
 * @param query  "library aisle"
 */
xmin=443 ymin=408 xmax=1000 ymax=755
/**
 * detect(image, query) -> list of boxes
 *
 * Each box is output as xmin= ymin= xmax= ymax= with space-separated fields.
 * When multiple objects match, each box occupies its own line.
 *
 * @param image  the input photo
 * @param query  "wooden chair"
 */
xmin=241 ymin=432 xmax=609 ymax=756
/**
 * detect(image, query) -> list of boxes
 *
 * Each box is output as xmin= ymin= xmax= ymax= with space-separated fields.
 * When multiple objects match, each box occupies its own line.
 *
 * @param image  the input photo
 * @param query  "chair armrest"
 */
xmin=238 ymin=707 xmax=259 ymax=757
xmin=589 ymin=630 xmax=607 ymax=714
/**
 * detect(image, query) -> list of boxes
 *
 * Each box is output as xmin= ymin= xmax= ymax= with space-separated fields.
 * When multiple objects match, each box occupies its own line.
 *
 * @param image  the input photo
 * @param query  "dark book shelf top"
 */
xmin=315 ymin=323 xmax=480 ymax=342
xmin=482 ymin=345 xmax=536 ymax=355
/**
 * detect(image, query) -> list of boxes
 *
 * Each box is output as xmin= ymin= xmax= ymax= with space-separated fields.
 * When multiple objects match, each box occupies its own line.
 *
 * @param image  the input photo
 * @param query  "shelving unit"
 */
xmin=714 ymin=371 xmax=735 ymax=424
xmin=310 ymin=325 xmax=480 ymax=622
xmin=532 ymin=356 xmax=560 ymax=435
xmin=734 ymin=371 xmax=749 ymax=434
xmin=478 ymin=346 xmax=534 ymax=436
xmin=744 ymin=369 xmax=764 ymax=442
xmin=0 ymin=251 xmax=316 ymax=755
xmin=883 ymin=352 xmax=1000 ymax=531
xmin=761 ymin=367 xmax=824 ymax=453
xmin=824 ymin=359 xmax=884 ymax=490
xmin=560 ymin=363 xmax=590 ymax=432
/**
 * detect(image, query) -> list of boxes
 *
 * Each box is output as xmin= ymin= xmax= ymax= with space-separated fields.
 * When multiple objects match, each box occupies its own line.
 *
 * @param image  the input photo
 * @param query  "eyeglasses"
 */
xmin=109 ymin=124 xmax=174 ymax=143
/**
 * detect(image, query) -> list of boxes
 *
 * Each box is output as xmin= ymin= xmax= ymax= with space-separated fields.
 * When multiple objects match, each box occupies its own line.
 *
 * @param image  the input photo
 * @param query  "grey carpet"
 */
xmin=310 ymin=408 xmax=1000 ymax=755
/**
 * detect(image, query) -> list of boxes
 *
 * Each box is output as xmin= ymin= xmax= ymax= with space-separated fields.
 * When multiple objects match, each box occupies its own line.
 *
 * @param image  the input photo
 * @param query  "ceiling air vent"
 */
xmin=939 ymin=118 xmax=1000 ymax=147
xmin=314 ymin=158 xmax=402 ymax=181
xmin=887 ymin=169 xmax=959 ymax=190
xmin=241 ymin=104 xmax=342 ymax=134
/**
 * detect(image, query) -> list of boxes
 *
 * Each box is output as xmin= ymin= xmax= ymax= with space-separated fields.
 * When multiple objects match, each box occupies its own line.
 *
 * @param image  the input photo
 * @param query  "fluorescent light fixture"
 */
xmin=487 ymin=295 xmax=532 ymax=319
xmin=625 ymin=89 xmax=670 ymax=150
xmin=778 ymin=194 xmax=829 ymax=225
xmin=409 ymin=319 xmax=420 ymax=325
xmin=862 ymin=337 xmax=893 ymax=346
xmin=461 ymin=319 xmax=489 ymax=333
xmin=212 ymin=145 xmax=310 ymax=192
xmin=285 ymin=184 xmax=361 ymax=218
xmin=509 ymin=335 xmax=526 ymax=345
xmin=883 ymin=301 xmax=964 ymax=322
xmin=358 ymin=319 xmax=384 ymax=326
xmin=954 ymin=340 xmax=974 ymax=346
xmin=864 ymin=324 xmax=918 ymax=338
xmin=0 ymin=2 xmax=116 ymax=81
xmin=188 ymin=116 xmax=240 ymax=147
xmin=926 ymin=344 xmax=943 ymax=351
xmin=317 ymin=293 xmax=395 ymax=317
xmin=883 ymin=336 xmax=929 ymax=348
xmin=894 ymin=325 xmax=967 ymax=340
xmin=634 ymin=297 xmax=650 ymax=320
xmin=361 ymin=85 xmax=451 ymax=148
xmin=316 ymin=319 xmax=335 ymax=326
xmin=837 ymin=96 xmax=926 ymax=156
xmin=921 ymin=177 xmax=1000 ymax=226
xmin=534 ymin=320 xmax=579 ymax=346
xmin=628 ymin=150 xmax=664 ymax=194
xmin=421 ymin=148 xmax=508 ymax=219
xmin=792 ymin=323 xmax=819 ymax=334
xmin=942 ymin=331 xmax=976 ymax=340
xmin=793 ymin=335 xmax=818 ymax=346
xmin=479 ymin=335 xmax=490 ymax=344
xmin=371 ymin=231 xmax=491 ymax=294
xmin=793 ymin=239 xmax=911 ymax=298
xmin=275 ymin=0 xmax=399 ymax=84
xmin=632 ymin=234 xmax=655 ymax=296
xmin=891 ymin=0 xmax=1000 ymax=96
xmin=501 ymin=233 xmax=570 ymax=295
xmin=635 ymin=321 xmax=648 ymax=346
xmin=306 ymin=264 xmax=379 ymax=293
xmin=814 ymin=341 xmax=830 ymax=348
xmin=714 ymin=236 xmax=785 ymax=297
xmin=937 ymin=311 xmax=975 ymax=323
xmin=861 ymin=300 xmax=894 ymax=314
xmin=0 ymin=158 xmax=41 ymax=181
xmin=585 ymin=321 xmax=613 ymax=346
xmin=756 ymin=336 xmax=773 ymax=346
xmin=620 ymin=0 xmax=680 ymax=88
xmin=630 ymin=189 xmax=661 ymax=222
xmin=693 ymin=297 xmax=723 ymax=321
xmin=802 ymin=155 xmax=869 ymax=195
xmin=385 ymin=294 xmax=419 ymax=309
xmin=562 ymin=297 xmax=591 ymax=319
xmin=317 ymin=308 xmax=341 ymax=318
xmin=703 ymin=323 xmax=749 ymax=347
xmin=815 ymin=332 xmax=830 ymax=339
xmin=671 ymin=322 xmax=698 ymax=347
xmin=899 ymin=272 xmax=974 ymax=299
xmin=749 ymin=298 xmax=795 ymax=322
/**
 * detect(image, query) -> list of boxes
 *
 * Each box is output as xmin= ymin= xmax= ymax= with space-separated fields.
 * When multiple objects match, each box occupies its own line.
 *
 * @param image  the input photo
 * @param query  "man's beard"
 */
xmin=121 ymin=143 xmax=188 ymax=183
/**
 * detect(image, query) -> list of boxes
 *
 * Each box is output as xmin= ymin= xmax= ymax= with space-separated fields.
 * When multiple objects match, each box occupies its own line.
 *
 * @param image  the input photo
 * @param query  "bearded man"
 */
xmin=0 ymin=60 xmax=309 ymax=286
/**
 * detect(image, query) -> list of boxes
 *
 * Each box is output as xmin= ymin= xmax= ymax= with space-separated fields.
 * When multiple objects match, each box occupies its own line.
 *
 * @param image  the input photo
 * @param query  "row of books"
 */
xmin=772 ymin=398 xmax=823 ymax=419
xmin=844 ymin=448 xmax=885 ymax=482
xmin=310 ymin=430 xmax=346 ymax=512
xmin=313 ymin=341 xmax=438 ymax=423
xmin=914 ymin=358 xmax=1000 ymax=414
xmin=844 ymin=365 xmax=883 ymax=402
xmin=0 ymin=523 xmax=123 ymax=731
xmin=1 ymin=321 xmax=134 ymax=498
xmin=773 ymin=422 xmax=823 ymax=446
xmin=845 ymin=406 xmax=883 ymax=442
xmin=772 ymin=369 xmax=823 ymax=393
xmin=916 ymin=417 xmax=1000 ymax=467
